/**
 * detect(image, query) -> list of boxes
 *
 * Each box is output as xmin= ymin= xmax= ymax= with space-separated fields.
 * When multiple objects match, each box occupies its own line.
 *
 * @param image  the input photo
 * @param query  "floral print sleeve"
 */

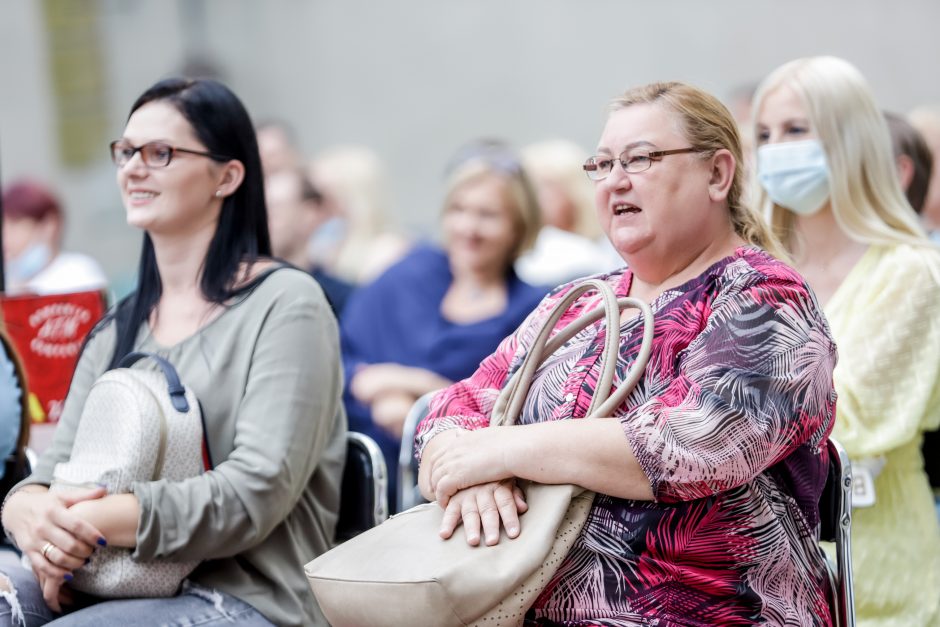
xmin=622 ymin=275 xmax=837 ymax=503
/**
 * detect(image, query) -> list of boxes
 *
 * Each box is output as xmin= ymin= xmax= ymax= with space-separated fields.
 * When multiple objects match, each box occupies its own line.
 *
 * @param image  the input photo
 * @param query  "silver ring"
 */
xmin=40 ymin=541 xmax=55 ymax=561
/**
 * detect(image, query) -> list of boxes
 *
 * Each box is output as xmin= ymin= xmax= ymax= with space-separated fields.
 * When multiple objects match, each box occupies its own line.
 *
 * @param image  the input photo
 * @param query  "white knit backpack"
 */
xmin=51 ymin=351 xmax=211 ymax=597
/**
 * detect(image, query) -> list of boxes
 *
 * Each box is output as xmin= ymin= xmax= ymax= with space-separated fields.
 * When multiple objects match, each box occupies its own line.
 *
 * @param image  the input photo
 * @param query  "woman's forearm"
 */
xmin=423 ymin=420 xmax=655 ymax=505
xmin=506 ymin=420 xmax=655 ymax=501
xmin=352 ymin=364 xmax=451 ymax=404
xmin=69 ymin=494 xmax=140 ymax=548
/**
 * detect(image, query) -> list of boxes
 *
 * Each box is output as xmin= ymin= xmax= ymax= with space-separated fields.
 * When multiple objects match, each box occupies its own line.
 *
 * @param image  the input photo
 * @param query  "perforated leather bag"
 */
xmin=305 ymin=279 xmax=654 ymax=627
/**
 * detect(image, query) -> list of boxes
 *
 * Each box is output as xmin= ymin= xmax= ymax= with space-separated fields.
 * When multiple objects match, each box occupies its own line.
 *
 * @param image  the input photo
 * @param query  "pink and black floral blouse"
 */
xmin=416 ymin=247 xmax=837 ymax=626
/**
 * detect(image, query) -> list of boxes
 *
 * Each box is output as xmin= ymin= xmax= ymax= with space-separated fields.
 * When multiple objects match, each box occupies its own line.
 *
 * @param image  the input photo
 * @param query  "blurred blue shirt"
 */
xmin=340 ymin=244 xmax=547 ymax=507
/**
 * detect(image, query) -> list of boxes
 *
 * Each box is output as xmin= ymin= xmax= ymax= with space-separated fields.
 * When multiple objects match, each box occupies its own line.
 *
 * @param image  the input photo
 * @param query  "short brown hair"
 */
xmin=2 ymin=180 xmax=62 ymax=222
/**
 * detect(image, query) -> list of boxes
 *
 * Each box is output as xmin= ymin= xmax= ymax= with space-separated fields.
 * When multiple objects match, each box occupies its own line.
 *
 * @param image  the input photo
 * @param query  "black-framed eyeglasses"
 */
xmin=109 ymin=140 xmax=233 ymax=168
xmin=582 ymin=147 xmax=697 ymax=181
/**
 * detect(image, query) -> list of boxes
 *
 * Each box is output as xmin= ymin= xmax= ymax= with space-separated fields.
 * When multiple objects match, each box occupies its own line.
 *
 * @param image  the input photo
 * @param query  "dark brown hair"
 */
xmin=884 ymin=111 xmax=934 ymax=214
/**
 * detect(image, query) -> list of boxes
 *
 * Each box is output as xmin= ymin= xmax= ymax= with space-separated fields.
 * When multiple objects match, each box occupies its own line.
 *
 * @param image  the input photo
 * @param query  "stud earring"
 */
xmin=215 ymin=190 xmax=222 ymax=198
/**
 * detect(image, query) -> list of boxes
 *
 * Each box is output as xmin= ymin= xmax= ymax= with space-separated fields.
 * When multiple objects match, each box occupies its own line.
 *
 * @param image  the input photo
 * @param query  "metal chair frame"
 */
xmin=397 ymin=390 xmax=437 ymax=513
xmin=820 ymin=437 xmax=855 ymax=627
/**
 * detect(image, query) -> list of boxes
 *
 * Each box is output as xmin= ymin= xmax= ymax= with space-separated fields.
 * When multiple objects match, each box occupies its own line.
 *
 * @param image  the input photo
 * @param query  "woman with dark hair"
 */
xmin=0 ymin=78 xmax=345 ymax=626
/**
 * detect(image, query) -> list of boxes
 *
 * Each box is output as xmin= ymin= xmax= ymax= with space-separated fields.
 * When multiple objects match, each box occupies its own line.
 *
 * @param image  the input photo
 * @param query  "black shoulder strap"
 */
xmin=117 ymin=351 xmax=190 ymax=413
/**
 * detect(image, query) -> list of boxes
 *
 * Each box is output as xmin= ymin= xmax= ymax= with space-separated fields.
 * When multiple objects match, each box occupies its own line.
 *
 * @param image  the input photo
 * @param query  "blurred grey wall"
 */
xmin=3 ymin=0 xmax=940 ymax=290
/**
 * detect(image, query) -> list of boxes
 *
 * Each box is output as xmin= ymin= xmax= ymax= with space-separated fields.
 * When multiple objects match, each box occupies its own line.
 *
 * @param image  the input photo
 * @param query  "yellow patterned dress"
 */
xmin=825 ymin=244 xmax=940 ymax=626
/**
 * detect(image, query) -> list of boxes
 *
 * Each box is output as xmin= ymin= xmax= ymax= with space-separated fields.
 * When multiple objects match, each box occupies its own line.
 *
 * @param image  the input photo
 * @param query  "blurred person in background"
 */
xmin=754 ymin=55 xmax=940 ymax=626
xmin=340 ymin=142 xmax=545 ymax=507
xmin=264 ymin=166 xmax=354 ymax=315
xmin=885 ymin=111 xmax=940 ymax=516
xmin=884 ymin=112 xmax=933 ymax=217
xmin=515 ymin=139 xmax=619 ymax=286
xmin=1 ymin=181 xmax=107 ymax=296
xmin=256 ymin=119 xmax=303 ymax=178
xmin=726 ymin=80 xmax=760 ymax=164
xmin=910 ymin=106 xmax=940 ymax=240
xmin=308 ymin=145 xmax=411 ymax=284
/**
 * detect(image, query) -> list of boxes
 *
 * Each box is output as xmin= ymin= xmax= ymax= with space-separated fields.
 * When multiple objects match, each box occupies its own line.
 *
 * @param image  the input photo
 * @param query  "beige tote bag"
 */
xmin=305 ymin=279 xmax=654 ymax=626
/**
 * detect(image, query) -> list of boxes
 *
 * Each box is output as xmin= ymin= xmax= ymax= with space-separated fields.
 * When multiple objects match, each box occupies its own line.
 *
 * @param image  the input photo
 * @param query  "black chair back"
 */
xmin=0 ymin=454 xmax=30 ymax=505
xmin=336 ymin=432 xmax=388 ymax=543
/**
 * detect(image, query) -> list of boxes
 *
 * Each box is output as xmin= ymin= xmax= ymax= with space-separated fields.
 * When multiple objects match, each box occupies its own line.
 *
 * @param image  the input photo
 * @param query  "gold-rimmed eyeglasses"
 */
xmin=583 ymin=147 xmax=697 ymax=181
xmin=109 ymin=140 xmax=232 ymax=168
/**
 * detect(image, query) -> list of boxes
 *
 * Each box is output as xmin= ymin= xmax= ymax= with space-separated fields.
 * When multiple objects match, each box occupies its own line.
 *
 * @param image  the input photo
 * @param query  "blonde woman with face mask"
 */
xmin=754 ymin=56 xmax=940 ymax=626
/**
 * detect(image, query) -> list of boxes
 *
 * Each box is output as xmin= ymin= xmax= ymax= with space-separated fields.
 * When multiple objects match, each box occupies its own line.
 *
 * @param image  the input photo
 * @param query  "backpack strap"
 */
xmin=116 ymin=351 xmax=214 ymax=471
xmin=117 ymin=352 xmax=190 ymax=413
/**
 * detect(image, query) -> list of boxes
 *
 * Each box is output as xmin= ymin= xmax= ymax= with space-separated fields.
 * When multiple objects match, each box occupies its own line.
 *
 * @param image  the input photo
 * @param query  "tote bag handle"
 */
xmin=491 ymin=278 xmax=654 ymax=427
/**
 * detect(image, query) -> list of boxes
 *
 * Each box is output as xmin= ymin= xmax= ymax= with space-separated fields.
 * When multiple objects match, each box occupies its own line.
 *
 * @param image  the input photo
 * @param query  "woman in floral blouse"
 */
xmin=417 ymin=82 xmax=838 ymax=626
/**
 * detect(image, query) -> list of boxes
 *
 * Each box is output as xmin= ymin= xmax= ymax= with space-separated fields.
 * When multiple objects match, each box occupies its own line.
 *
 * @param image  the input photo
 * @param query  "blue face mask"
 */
xmin=5 ymin=242 xmax=52 ymax=285
xmin=757 ymin=139 xmax=831 ymax=216
xmin=307 ymin=216 xmax=347 ymax=265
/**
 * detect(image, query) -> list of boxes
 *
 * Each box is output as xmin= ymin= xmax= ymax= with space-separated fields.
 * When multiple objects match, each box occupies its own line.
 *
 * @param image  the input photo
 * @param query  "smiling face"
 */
xmin=442 ymin=174 xmax=520 ymax=276
xmin=116 ymin=100 xmax=229 ymax=237
xmin=594 ymin=103 xmax=717 ymax=265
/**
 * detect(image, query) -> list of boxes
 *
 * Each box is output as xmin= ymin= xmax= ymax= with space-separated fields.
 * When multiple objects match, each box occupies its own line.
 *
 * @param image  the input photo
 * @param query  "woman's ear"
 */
xmin=896 ymin=154 xmax=915 ymax=193
xmin=707 ymin=149 xmax=736 ymax=203
xmin=214 ymin=160 xmax=246 ymax=199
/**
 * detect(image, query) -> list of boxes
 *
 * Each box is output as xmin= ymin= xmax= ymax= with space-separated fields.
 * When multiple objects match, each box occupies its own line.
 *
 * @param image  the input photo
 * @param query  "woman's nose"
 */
xmin=464 ymin=214 xmax=487 ymax=235
xmin=765 ymin=129 xmax=785 ymax=144
xmin=122 ymin=151 xmax=149 ymax=176
xmin=602 ymin=163 xmax=632 ymax=192
xmin=448 ymin=210 xmax=479 ymax=236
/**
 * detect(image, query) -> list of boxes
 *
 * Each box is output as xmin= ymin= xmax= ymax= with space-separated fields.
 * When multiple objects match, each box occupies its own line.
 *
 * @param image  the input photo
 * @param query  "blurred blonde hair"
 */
xmin=910 ymin=105 xmax=940 ymax=137
xmin=442 ymin=157 xmax=541 ymax=263
xmin=610 ymin=81 xmax=785 ymax=259
xmin=309 ymin=145 xmax=398 ymax=282
xmin=751 ymin=56 xmax=928 ymax=250
xmin=521 ymin=140 xmax=601 ymax=239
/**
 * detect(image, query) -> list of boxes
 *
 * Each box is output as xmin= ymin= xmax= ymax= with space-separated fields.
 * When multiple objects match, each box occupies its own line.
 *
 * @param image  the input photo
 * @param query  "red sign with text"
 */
xmin=0 ymin=290 xmax=107 ymax=423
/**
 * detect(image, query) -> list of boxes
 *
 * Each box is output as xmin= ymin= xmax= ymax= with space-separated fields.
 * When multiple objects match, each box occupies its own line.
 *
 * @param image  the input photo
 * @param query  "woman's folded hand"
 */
xmin=437 ymin=479 xmax=528 ymax=547
xmin=2 ymin=486 xmax=107 ymax=610
xmin=424 ymin=426 xmax=518 ymax=505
